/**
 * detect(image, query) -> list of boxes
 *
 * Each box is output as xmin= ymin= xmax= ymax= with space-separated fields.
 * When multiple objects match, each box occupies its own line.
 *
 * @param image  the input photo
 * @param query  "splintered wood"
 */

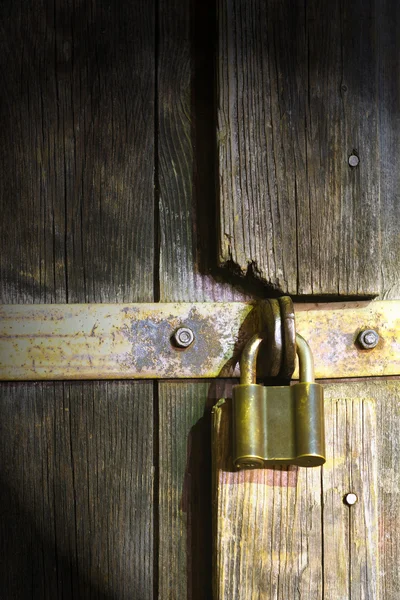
xmin=212 ymin=381 xmax=400 ymax=599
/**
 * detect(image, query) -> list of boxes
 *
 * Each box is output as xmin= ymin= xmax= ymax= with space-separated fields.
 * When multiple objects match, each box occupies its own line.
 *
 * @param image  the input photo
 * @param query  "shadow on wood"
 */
xmin=181 ymin=402 xmax=213 ymax=600
xmin=0 ymin=476 xmax=124 ymax=600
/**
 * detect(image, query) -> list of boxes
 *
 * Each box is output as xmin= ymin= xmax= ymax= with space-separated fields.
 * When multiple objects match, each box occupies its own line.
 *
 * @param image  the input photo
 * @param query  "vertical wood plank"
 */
xmin=158 ymin=383 xmax=214 ymax=599
xmin=212 ymin=397 xmax=323 ymax=600
xmin=0 ymin=0 xmax=155 ymax=303
xmin=217 ymin=0 xmax=380 ymax=296
xmin=158 ymin=0 xmax=245 ymax=303
xmin=322 ymin=393 xmax=378 ymax=599
xmin=376 ymin=382 xmax=400 ymax=599
xmin=0 ymin=381 xmax=154 ymax=599
xmin=378 ymin=1 xmax=400 ymax=299
xmin=212 ymin=382 xmax=398 ymax=600
xmin=0 ymin=1 xmax=155 ymax=597
xmin=157 ymin=0 xmax=245 ymax=597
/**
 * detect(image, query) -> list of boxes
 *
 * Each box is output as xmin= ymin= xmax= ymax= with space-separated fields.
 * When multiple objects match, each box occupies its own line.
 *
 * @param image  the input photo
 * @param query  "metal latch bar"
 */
xmin=0 ymin=301 xmax=399 ymax=381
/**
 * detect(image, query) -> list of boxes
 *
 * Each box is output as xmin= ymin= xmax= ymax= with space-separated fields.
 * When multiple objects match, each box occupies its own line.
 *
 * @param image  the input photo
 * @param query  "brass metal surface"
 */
xmin=294 ymin=300 xmax=400 ymax=379
xmin=257 ymin=299 xmax=282 ymax=377
xmin=0 ymin=300 xmax=399 ymax=380
xmin=239 ymin=334 xmax=263 ymax=386
xmin=255 ymin=296 xmax=296 ymax=380
xmin=232 ymin=333 xmax=325 ymax=469
xmin=296 ymin=333 xmax=315 ymax=382
xmin=0 ymin=303 xmax=256 ymax=381
xmin=277 ymin=296 xmax=296 ymax=379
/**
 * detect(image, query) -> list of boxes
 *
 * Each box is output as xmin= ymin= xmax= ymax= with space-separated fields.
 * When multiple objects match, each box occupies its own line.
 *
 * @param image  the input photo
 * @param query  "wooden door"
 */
xmin=0 ymin=1 xmax=233 ymax=597
xmin=0 ymin=2 xmax=156 ymax=597
xmin=213 ymin=1 xmax=400 ymax=599
xmin=0 ymin=1 xmax=399 ymax=600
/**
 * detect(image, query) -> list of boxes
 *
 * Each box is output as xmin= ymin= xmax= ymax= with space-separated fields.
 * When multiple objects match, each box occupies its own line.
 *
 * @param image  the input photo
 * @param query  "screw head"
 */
xmin=344 ymin=492 xmax=358 ymax=506
xmin=349 ymin=154 xmax=360 ymax=167
xmin=357 ymin=329 xmax=379 ymax=349
xmin=172 ymin=327 xmax=195 ymax=348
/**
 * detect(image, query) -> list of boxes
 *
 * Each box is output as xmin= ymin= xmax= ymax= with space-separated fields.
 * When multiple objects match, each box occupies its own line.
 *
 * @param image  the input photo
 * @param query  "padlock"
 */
xmin=232 ymin=333 xmax=325 ymax=469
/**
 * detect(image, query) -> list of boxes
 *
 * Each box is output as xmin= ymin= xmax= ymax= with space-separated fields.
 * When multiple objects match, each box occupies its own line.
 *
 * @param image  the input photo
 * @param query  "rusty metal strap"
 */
xmin=0 ymin=301 xmax=399 ymax=381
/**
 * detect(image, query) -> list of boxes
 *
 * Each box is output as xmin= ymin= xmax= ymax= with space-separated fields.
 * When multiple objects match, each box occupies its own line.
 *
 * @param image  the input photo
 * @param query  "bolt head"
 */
xmin=172 ymin=327 xmax=194 ymax=348
xmin=357 ymin=329 xmax=379 ymax=349
xmin=344 ymin=492 xmax=358 ymax=506
xmin=349 ymin=154 xmax=360 ymax=167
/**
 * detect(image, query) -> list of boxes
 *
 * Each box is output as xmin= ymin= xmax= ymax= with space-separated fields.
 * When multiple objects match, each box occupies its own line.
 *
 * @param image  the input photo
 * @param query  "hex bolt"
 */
xmin=348 ymin=154 xmax=360 ymax=167
xmin=172 ymin=327 xmax=195 ymax=348
xmin=357 ymin=329 xmax=379 ymax=349
xmin=344 ymin=492 xmax=358 ymax=506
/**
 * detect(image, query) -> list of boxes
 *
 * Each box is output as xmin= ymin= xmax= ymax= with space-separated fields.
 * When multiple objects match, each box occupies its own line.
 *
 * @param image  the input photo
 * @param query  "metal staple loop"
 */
xmin=240 ymin=332 xmax=315 ymax=386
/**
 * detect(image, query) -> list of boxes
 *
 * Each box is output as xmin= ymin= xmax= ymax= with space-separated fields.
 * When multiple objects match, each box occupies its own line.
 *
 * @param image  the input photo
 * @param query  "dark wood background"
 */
xmin=0 ymin=1 xmax=399 ymax=598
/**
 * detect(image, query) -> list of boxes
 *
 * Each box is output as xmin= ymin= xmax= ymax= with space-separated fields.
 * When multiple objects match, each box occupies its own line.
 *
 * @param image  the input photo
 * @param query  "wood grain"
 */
xmin=378 ymin=1 xmax=400 ymax=300
xmin=0 ymin=381 xmax=154 ymax=599
xmin=376 ymin=381 xmax=400 ymax=599
xmin=322 ymin=391 xmax=378 ymax=599
xmin=217 ymin=0 xmax=380 ymax=296
xmin=158 ymin=382 xmax=216 ymax=599
xmin=2 ymin=2 xmax=400 ymax=599
xmin=213 ymin=382 xmax=399 ymax=599
xmin=158 ymin=0 xmax=245 ymax=303
xmin=0 ymin=1 xmax=155 ymax=597
xmin=157 ymin=0 xmax=245 ymax=597
xmin=0 ymin=0 xmax=154 ymax=304
xmin=213 ymin=395 xmax=323 ymax=600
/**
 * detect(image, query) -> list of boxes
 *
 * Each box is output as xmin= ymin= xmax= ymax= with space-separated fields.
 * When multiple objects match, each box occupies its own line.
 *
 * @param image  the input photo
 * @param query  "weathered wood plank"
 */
xmin=376 ymin=381 xmax=400 ymax=599
xmin=217 ymin=0 xmax=380 ymax=296
xmin=0 ymin=1 xmax=155 ymax=597
xmin=0 ymin=380 xmax=154 ymax=599
xmin=158 ymin=0 xmax=239 ymax=594
xmin=213 ymin=394 xmax=323 ymax=600
xmin=0 ymin=0 xmax=154 ymax=303
xmin=157 ymin=0 xmax=246 ymax=596
xmin=158 ymin=382 xmax=216 ymax=599
xmin=158 ymin=0 xmax=245 ymax=304
xmin=378 ymin=1 xmax=400 ymax=300
xmin=212 ymin=382 xmax=398 ymax=599
xmin=322 ymin=392 xmax=378 ymax=599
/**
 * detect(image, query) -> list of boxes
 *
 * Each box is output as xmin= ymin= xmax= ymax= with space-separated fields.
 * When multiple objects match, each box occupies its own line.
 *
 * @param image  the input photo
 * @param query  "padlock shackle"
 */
xmin=240 ymin=334 xmax=263 ymax=385
xmin=296 ymin=333 xmax=315 ymax=382
xmin=240 ymin=332 xmax=315 ymax=384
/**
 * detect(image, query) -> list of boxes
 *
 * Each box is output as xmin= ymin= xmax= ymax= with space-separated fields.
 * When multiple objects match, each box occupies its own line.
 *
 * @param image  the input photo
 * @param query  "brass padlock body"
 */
xmin=233 ymin=381 xmax=325 ymax=468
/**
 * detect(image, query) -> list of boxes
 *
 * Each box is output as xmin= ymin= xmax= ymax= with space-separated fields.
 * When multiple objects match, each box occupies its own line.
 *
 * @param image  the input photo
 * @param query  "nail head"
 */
xmin=349 ymin=154 xmax=359 ymax=167
xmin=344 ymin=492 xmax=358 ymax=506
